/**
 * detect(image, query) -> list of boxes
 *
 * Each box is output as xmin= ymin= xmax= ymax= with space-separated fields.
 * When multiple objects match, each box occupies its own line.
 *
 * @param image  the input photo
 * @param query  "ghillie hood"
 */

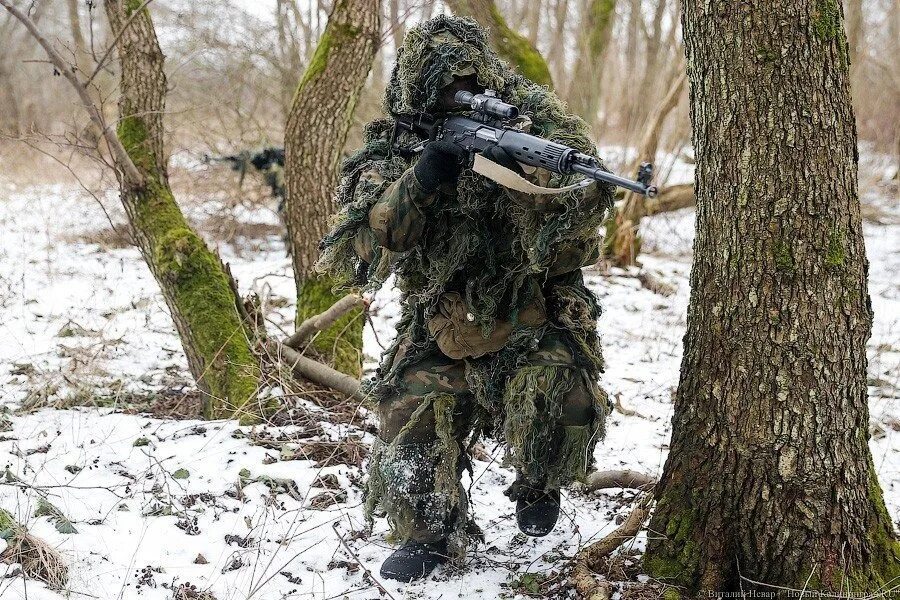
xmin=383 ymin=15 xmax=511 ymax=116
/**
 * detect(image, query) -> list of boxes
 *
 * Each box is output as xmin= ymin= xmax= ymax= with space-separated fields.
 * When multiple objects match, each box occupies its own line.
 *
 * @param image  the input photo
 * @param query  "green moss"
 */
xmin=488 ymin=4 xmax=553 ymax=87
xmin=296 ymin=273 xmax=363 ymax=378
xmin=662 ymin=588 xmax=681 ymax=600
xmin=643 ymin=495 xmax=701 ymax=585
xmin=587 ymin=0 xmax=616 ymax=57
xmin=0 ymin=508 xmax=17 ymax=539
xmin=117 ymin=116 xmax=156 ymax=173
xmin=152 ymin=222 xmax=260 ymax=419
xmin=774 ymin=238 xmax=794 ymax=273
xmin=124 ymin=0 xmax=147 ymax=16
xmin=825 ymin=229 xmax=845 ymax=267
xmin=813 ymin=0 xmax=842 ymax=40
xmin=756 ymin=46 xmax=778 ymax=64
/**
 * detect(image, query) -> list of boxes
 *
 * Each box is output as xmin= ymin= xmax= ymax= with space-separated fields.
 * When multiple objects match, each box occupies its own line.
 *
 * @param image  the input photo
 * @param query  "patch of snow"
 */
xmin=0 ymin=165 xmax=897 ymax=599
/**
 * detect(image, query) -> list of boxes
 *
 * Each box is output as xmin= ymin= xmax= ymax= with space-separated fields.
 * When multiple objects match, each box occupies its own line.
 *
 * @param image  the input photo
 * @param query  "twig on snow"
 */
xmin=570 ymin=493 xmax=654 ymax=600
xmin=332 ymin=522 xmax=397 ymax=600
xmin=582 ymin=470 xmax=657 ymax=492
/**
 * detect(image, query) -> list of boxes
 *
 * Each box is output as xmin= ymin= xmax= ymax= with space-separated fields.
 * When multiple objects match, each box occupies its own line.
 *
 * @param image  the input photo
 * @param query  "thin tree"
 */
xmin=603 ymin=63 xmax=687 ymax=266
xmin=283 ymin=0 xmax=380 ymax=378
xmin=0 ymin=0 xmax=263 ymax=421
xmin=444 ymin=0 xmax=553 ymax=87
xmin=644 ymin=0 xmax=900 ymax=592
xmin=566 ymin=0 xmax=617 ymax=125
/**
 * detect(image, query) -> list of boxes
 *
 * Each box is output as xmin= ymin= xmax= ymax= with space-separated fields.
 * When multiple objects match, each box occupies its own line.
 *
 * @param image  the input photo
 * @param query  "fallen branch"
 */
xmin=636 ymin=271 xmax=677 ymax=297
xmin=284 ymin=294 xmax=365 ymax=350
xmin=269 ymin=341 xmax=363 ymax=400
xmin=583 ymin=470 xmax=657 ymax=492
xmin=612 ymin=394 xmax=647 ymax=419
xmin=644 ymin=183 xmax=695 ymax=215
xmin=571 ymin=493 xmax=653 ymax=600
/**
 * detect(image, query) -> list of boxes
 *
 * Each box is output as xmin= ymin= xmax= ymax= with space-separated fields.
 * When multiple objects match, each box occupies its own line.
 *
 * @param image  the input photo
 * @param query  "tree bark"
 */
xmin=644 ymin=0 xmax=900 ymax=593
xmin=103 ymin=0 xmax=261 ymax=420
xmin=444 ymin=0 xmax=553 ymax=87
xmin=283 ymin=0 xmax=379 ymax=378
xmin=566 ymin=0 xmax=617 ymax=125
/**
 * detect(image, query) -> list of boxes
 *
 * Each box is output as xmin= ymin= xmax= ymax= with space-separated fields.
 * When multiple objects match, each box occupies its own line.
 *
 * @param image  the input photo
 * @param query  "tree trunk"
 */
xmin=444 ymin=0 xmax=553 ymax=87
xmin=566 ymin=0 xmax=617 ymax=125
xmin=104 ymin=0 xmax=261 ymax=420
xmin=644 ymin=0 xmax=900 ymax=593
xmin=388 ymin=0 xmax=406 ymax=51
xmin=546 ymin=0 xmax=571 ymax=84
xmin=525 ymin=0 xmax=542 ymax=46
xmin=283 ymin=0 xmax=379 ymax=378
xmin=844 ymin=0 xmax=862 ymax=77
xmin=0 ymin=61 xmax=22 ymax=135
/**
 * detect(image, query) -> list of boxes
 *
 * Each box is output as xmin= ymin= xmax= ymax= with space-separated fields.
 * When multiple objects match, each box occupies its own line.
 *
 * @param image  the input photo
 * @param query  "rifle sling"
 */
xmin=471 ymin=153 xmax=591 ymax=195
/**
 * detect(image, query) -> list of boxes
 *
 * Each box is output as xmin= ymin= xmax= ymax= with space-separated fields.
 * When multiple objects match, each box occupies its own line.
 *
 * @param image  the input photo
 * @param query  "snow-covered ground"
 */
xmin=0 ymin=164 xmax=897 ymax=599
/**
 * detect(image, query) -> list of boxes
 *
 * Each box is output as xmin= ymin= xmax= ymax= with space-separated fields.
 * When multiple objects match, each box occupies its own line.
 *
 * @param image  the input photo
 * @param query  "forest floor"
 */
xmin=0 ymin=152 xmax=897 ymax=600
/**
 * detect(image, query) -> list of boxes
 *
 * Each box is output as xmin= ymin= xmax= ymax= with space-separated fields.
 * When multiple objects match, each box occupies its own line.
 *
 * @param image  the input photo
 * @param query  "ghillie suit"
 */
xmin=317 ymin=15 xmax=614 ymax=558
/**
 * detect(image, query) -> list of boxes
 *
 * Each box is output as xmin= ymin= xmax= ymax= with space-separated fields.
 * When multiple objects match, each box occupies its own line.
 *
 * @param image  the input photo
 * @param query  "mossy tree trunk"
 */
xmin=566 ymin=0 xmax=616 ymax=125
xmin=644 ymin=0 xmax=900 ymax=593
xmin=444 ymin=0 xmax=553 ymax=87
xmin=104 ymin=0 xmax=261 ymax=420
xmin=283 ymin=0 xmax=379 ymax=378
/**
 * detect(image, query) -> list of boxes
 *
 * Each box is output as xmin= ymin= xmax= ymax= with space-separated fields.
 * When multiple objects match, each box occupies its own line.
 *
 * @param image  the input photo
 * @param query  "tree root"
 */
xmin=583 ymin=470 xmax=657 ymax=492
xmin=571 ymin=493 xmax=654 ymax=600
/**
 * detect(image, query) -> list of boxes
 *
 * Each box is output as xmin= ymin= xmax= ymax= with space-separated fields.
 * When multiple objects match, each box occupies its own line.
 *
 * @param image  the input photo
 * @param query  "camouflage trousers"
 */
xmin=366 ymin=329 xmax=608 ymax=551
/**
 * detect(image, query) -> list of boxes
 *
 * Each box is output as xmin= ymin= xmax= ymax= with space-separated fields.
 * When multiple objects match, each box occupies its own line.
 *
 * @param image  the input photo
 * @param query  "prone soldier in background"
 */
xmin=204 ymin=147 xmax=290 ymax=251
xmin=204 ymin=146 xmax=285 ymax=200
xmin=317 ymin=16 xmax=615 ymax=582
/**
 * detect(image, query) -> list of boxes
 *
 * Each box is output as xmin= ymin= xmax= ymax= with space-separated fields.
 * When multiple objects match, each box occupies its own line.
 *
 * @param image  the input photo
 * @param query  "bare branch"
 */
xmin=284 ymin=294 xmax=366 ymax=350
xmin=570 ymin=493 xmax=654 ymax=600
xmin=0 ymin=0 xmax=145 ymax=187
xmin=269 ymin=341 xmax=363 ymax=400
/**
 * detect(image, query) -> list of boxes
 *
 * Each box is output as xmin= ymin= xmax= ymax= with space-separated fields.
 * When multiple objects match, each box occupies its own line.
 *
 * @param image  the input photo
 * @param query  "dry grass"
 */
xmin=0 ymin=509 xmax=69 ymax=591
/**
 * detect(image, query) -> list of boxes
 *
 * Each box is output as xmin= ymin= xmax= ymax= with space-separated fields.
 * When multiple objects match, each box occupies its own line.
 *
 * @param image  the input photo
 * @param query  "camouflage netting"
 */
xmin=316 ymin=15 xmax=614 ymax=554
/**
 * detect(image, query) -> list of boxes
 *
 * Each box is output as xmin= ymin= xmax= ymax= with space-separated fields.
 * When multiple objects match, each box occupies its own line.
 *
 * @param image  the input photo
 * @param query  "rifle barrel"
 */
xmin=570 ymin=162 xmax=658 ymax=197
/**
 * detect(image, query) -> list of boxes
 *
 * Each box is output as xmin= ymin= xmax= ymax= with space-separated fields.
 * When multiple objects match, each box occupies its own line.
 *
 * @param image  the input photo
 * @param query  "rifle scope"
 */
xmin=455 ymin=90 xmax=519 ymax=119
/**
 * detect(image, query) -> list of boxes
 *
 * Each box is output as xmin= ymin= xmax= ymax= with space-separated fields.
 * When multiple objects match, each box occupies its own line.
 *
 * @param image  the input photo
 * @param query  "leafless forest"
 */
xmin=0 ymin=1 xmax=898 ymax=598
xmin=2 ymin=0 xmax=896 ymax=180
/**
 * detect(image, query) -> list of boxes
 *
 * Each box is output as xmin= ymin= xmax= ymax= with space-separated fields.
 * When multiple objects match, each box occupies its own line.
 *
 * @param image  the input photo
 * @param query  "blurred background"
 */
xmin=1 ymin=0 xmax=896 ymax=187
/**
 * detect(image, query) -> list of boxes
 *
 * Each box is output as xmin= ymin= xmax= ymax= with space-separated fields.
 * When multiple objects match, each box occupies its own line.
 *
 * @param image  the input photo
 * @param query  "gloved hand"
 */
xmin=414 ymin=140 xmax=467 ymax=193
xmin=481 ymin=145 xmax=525 ymax=176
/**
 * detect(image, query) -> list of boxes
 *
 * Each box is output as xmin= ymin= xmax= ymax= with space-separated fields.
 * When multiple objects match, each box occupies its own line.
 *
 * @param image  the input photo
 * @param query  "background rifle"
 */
xmin=203 ymin=147 xmax=285 ymax=199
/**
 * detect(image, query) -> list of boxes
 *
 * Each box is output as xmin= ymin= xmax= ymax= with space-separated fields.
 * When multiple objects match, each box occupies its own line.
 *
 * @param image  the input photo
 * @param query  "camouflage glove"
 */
xmin=414 ymin=140 xmax=466 ymax=193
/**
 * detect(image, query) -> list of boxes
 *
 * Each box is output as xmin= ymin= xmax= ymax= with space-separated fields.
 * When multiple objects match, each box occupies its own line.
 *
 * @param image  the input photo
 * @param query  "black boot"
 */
xmin=515 ymin=488 xmax=561 ymax=537
xmin=379 ymin=539 xmax=448 ymax=582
